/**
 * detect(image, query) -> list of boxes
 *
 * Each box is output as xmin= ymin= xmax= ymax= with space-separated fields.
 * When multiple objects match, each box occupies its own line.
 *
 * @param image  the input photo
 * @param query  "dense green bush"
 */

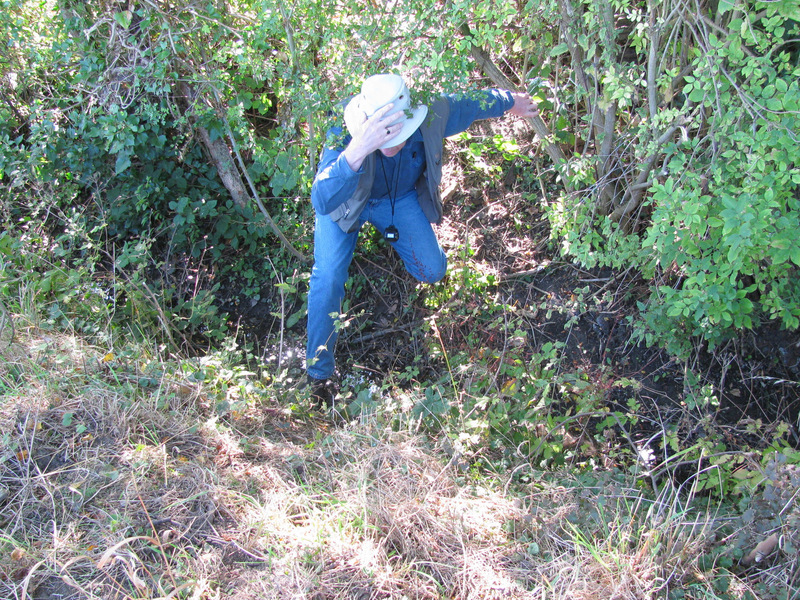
xmin=1 ymin=0 xmax=798 ymax=357
xmin=545 ymin=0 xmax=800 ymax=355
xmin=639 ymin=6 xmax=800 ymax=353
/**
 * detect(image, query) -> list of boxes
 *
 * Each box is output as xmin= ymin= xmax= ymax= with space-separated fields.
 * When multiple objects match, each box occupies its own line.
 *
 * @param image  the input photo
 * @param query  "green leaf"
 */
xmin=275 ymin=282 xmax=297 ymax=293
xmin=790 ymin=245 xmax=800 ymax=267
xmin=113 ymin=11 xmax=132 ymax=28
xmin=688 ymin=88 xmax=705 ymax=103
xmin=766 ymin=98 xmax=783 ymax=111
xmin=115 ymin=153 xmax=131 ymax=175
xmin=667 ymin=304 xmax=684 ymax=317
xmin=717 ymin=0 xmax=735 ymax=14
xmin=286 ymin=308 xmax=304 ymax=329
xmin=739 ymin=298 xmax=754 ymax=314
xmin=550 ymin=43 xmax=569 ymax=57
xmin=776 ymin=0 xmax=800 ymax=20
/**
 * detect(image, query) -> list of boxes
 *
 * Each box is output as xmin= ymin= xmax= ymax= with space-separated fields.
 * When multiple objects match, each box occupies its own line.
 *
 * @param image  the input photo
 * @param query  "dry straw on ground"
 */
xmin=0 ymin=327 xmax=796 ymax=599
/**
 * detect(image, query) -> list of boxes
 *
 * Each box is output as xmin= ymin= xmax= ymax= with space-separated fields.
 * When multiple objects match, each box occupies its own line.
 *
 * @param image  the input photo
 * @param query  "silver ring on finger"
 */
xmin=386 ymin=127 xmax=391 ymax=135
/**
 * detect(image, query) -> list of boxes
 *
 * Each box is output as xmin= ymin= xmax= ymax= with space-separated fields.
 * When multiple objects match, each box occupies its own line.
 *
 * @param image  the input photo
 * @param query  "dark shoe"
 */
xmin=305 ymin=376 xmax=337 ymax=409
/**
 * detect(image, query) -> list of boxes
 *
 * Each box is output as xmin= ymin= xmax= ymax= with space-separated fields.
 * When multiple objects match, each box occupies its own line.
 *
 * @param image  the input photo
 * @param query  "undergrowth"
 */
xmin=0 ymin=228 xmax=798 ymax=599
xmin=1 ymin=115 xmax=800 ymax=595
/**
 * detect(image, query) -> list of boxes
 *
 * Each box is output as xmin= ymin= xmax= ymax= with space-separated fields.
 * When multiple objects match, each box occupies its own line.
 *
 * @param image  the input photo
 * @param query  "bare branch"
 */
xmin=461 ymin=24 xmax=569 ymax=184
xmin=647 ymin=11 xmax=661 ymax=120
xmin=609 ymin=119 xmax=685 ymax=224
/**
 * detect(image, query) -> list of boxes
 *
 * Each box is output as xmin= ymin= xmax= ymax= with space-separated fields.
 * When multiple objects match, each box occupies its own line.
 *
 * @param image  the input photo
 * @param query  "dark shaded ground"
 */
xmin=224 ymin=227 xmax=799 ymax=462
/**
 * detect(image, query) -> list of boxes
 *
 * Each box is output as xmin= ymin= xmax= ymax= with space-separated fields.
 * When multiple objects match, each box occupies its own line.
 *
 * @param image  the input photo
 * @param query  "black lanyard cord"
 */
xmin=378 ymin=151 xmax=402 ymax=241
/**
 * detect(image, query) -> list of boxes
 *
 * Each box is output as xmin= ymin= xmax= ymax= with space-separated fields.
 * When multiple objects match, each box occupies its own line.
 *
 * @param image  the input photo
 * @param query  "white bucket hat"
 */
xmin=344 ymin=73 xmax=428 ymax=149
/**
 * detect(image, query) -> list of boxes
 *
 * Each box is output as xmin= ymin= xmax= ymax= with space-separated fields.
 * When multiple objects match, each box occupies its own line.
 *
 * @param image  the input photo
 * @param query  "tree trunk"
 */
xmin=179 ymin=82 xmax=308 ymax=263
xmin=196 ymin=126 xmax=249 ymax=209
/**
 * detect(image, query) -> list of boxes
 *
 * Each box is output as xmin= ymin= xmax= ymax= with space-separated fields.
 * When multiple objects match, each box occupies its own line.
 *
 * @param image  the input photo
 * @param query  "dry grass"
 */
xmin=0 ymin=325 xmax=796 ymax=599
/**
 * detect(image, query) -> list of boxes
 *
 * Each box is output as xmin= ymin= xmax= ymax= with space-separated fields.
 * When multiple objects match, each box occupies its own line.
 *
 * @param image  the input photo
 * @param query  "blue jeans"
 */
xmin=306 ymin=190 xmax=447 ymax=380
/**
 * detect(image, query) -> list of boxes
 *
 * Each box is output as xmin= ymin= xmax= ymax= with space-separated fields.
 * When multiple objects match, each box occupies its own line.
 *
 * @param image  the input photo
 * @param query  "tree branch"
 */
xmin=224 ymin=121 xmax=309 ymax=264
xmin=460 ymin=23 xmax=569 ymax=185
xmin=182 ymin=82 xmax=308 ymax=263
xmin=647 ymin=10 xmax=661 ymax=120
xmin=196 ymin=125 xmax=250 ymax=208
xmin=609 ymin=119 xmax=684 ymax=224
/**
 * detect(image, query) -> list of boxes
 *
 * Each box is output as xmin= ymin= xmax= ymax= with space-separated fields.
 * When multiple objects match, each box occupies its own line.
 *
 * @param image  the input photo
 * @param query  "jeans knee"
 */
xmin=310 ymin=262 xmax=347 ymax=295
xmin=414 ymin=255 xmax=447 ymax=284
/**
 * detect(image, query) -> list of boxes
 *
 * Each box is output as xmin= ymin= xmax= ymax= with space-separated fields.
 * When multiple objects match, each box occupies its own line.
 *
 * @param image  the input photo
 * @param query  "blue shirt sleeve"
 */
xmin=443 ymin=89 xmax=515 ymax=138
xmin=310 ymin=125 xmax=360 ymax=215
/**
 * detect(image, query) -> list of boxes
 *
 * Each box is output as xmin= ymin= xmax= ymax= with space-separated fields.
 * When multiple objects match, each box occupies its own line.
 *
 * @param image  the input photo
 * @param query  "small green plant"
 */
xmin=454 ymin=131 xmax=526 ymax=177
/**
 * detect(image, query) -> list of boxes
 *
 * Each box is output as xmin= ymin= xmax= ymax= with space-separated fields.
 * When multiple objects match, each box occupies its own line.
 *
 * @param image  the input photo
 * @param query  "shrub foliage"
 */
xmin=0 ymin=0 xmax=798 ymax=353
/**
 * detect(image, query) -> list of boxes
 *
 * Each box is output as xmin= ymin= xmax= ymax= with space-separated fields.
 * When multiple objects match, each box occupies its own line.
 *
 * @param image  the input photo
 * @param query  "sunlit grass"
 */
xmin=0 ymin=240 xmax=796 ymax=599
xmin=1 ymin=319 xmax=792 ymax=600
